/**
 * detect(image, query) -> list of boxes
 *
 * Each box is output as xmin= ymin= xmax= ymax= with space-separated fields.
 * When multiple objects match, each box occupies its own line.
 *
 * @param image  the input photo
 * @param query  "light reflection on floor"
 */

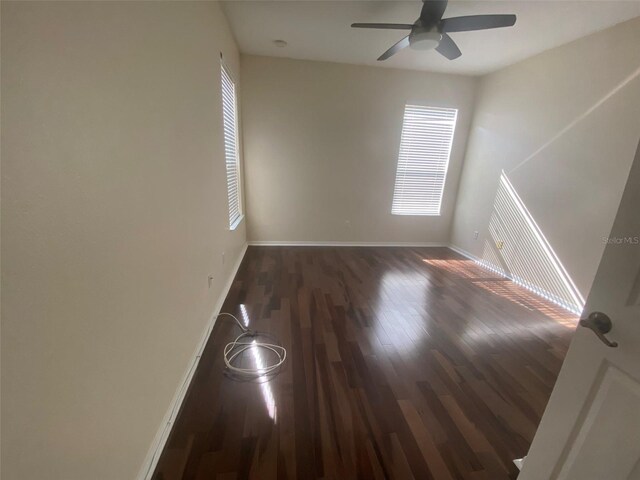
xmin=239 ymin=303 xmax=251 ymax=328
xmin=249 ymin=340 xmax=278 ymax=422
xmin=240 ymin=304 xmax=278 ymax=422
xmin=373 ymin=270 xmax=431 ymax=352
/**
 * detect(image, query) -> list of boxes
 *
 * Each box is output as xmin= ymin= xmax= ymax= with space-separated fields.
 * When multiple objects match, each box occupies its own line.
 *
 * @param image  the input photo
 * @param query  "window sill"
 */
xmin=391 ymin=212 xmax=442 ymax=216
xmin=229 ymin=215 xmax=245 ymax=231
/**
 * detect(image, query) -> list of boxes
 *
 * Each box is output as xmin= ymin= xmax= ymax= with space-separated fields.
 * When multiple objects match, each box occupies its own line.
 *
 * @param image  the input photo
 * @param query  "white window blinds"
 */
xmin=391 ymin=105 xmax=458 ymax=216
xmin=221 ymin=62 xmax=242 ymax=228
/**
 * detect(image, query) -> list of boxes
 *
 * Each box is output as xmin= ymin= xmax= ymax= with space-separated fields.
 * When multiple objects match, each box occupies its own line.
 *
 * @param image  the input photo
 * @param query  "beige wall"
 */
xmin=1 ymin=2 xmax=245 ymax=479
xmin=241 ymin=55 xmax=477 ymax=244
xmin=451 ymin=16 xmax=640 ymax=297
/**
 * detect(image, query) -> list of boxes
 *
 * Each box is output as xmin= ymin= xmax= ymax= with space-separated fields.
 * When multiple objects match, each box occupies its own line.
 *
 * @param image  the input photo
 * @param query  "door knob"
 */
xmin=579 ymin=312 xmax=618 ymax=348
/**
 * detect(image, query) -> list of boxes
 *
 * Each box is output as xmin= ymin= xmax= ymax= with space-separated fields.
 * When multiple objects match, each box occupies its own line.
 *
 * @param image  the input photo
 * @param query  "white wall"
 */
xmin=451 ymin=16 xmax=640 ymax=297
xmin=241 ymin=55 xmax=477 ymax=244
xmin=1 ymin=2 xmax=245 ymax=479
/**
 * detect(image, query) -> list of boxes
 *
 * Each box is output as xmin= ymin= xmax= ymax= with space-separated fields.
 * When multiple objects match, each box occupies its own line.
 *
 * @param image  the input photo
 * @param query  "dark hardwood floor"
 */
xmin=153 ymin=246 xmax=577 ymax=480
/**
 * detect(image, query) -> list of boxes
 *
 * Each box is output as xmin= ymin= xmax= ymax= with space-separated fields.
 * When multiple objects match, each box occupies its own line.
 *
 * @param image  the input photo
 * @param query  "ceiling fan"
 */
xmin=352 ymin=0 xmax=516 ymax=61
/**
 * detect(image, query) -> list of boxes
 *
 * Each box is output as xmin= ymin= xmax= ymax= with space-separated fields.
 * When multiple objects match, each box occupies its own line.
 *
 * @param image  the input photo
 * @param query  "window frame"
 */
xmin=391 ymin=104 xmax=458 ymax=217
xmin=220 ymin=57 xmax=243 ymax=230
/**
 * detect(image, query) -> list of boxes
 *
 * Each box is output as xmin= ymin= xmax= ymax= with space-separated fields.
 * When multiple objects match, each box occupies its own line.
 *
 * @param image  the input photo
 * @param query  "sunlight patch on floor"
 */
xmin=422 ymin=257 xmax=578 ymax=326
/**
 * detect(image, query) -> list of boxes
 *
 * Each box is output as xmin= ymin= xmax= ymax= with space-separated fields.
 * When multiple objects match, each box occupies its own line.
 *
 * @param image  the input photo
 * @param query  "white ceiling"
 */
xmin=221 ymin=0 xmax=640 ymax=75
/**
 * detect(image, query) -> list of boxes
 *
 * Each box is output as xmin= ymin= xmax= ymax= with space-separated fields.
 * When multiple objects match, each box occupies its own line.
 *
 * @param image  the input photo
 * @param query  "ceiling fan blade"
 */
xmin=377 ymin=35 xmax=410 ymax=61
xmin=440 ymin=14 xmax=516 ymax=33
xmin=351 ymin=23 xmax=413 ymax=30
xmin=420 ymin=0 xmax=448 ymax=24
xmin=435 ymin=33 xmax=461 ymax=60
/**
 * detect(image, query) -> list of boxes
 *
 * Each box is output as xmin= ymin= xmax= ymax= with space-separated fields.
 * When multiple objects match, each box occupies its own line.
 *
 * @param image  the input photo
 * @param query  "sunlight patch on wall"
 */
xmin=478 ymin=239 xmax=509 ymax=277
xmin=478 ymin=171 xmax=585 ymax=314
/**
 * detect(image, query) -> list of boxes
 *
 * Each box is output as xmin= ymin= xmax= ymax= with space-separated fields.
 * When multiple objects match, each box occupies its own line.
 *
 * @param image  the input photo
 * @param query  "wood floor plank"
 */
xmin=153 ymin=246 xmax=577 ymax=479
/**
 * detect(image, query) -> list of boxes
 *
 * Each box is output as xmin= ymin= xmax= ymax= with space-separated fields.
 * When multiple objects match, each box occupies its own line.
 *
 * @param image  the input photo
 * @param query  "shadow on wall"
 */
xmin=509 ymin=65 xmax=640 ymax=175
xmin=477 ymin=171 xmax=585 ymax=314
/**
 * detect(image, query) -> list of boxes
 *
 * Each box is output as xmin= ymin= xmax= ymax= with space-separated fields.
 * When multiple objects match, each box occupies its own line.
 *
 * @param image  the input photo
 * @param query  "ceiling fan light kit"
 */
xmin=409 ymin=30 xmax=443 ymax=51
xmin=351 ymin=0 xmax=516 ymax=61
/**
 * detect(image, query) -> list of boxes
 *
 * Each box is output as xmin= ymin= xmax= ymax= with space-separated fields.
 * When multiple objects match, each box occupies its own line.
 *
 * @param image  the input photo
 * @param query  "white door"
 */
xmin=519 ymin=140 xmax=640 ymax=480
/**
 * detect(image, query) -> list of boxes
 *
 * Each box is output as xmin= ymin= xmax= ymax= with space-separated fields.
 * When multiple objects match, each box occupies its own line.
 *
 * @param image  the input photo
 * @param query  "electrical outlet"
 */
xmin=474 ymin=231 xmax=479 ymax=240
xmin=496 ymin=240 xmax=504 ymax=250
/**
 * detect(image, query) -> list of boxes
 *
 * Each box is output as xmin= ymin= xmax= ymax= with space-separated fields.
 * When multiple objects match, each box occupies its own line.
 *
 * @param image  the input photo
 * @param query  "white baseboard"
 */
xmin=448 ymin=244 xmax=512 ymax=278
xmin=449 ymin=244 xmax=485 ymax=263
xmin=247 ymin=240 xmax=449 ymax=247
xmin=448 ymin=244 xmax=476 ymax=259
xmin=137 ymin=242 xmax=248 ymax=480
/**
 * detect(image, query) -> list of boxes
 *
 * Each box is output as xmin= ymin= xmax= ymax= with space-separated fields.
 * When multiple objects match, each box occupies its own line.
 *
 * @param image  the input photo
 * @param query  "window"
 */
xmin=221 ymin=61 xmax=242 ymax=229
xmin=391 ymin=105 xmax=458 ymax=216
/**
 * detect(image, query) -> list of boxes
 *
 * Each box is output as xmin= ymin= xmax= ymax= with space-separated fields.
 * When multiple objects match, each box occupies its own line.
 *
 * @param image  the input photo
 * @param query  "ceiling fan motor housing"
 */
xmin=409 ymin=27 xmax=443 ymax=51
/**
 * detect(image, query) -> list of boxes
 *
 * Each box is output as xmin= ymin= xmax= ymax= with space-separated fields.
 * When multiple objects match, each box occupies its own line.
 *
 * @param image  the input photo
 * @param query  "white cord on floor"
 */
xmin=217 ymin=313 xmax=287 ymax=377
